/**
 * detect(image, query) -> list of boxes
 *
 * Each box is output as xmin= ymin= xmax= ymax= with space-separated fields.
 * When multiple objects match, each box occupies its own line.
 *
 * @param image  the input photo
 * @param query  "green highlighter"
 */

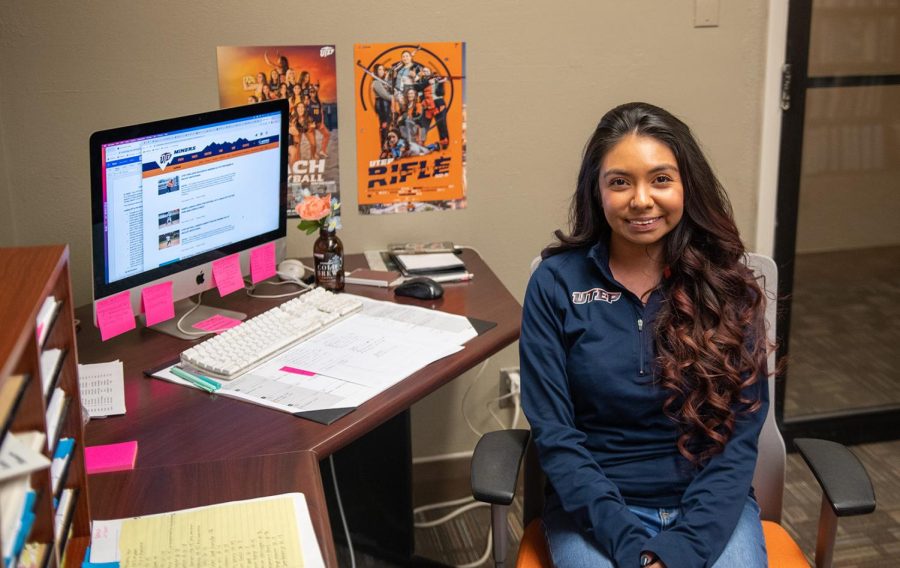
xmin=171 ymin=366 xmax=221 ymax=393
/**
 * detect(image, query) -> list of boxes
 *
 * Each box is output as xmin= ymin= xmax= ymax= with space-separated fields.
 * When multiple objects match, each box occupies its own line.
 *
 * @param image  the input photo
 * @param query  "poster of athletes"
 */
xmin=216 ymin=45 xmax=339 ymax=218
xmin=354 ymin=42 xmax=466 ymax=215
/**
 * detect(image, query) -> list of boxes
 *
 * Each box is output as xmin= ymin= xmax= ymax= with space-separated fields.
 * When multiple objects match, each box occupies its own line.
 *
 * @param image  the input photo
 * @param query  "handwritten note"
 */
xmin=193 ymin=314 xmax=243 ymax=334
xmin=212 ymin=254 xmax=245 ymax=297
xmin=117 ymin=494 xmax=305 ymax=567
xmin=250 ymin=242 xmax=277 ymax=284
xmin=141 ymin=281 xmax=175 ymax=326
xmin=96 ymin=291 xmax=136 ymax=341
xmin=78 ymin=360 xmax=126 ymax=418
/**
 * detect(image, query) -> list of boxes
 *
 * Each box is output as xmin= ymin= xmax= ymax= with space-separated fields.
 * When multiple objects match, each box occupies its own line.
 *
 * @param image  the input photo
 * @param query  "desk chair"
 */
xmin=471 ymin=253 xmax=875 ymax=568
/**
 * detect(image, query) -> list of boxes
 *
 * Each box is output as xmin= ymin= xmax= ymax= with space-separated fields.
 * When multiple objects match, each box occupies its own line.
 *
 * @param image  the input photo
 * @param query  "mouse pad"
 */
xmin=467 ymin=317 xmax=497 ymax=336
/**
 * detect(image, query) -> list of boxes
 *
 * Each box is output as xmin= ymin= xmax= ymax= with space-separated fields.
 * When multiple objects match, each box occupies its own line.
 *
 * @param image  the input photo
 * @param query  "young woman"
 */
xmin=254 ymin=72 xmax=267 ymax=101
xmin=289 ymin=83 xmax=303 ymax=114
xmin=521 ymin=102 xmax=770 ymax=568
xmin=258 ymin=82 xmax=273 ymax=102
xmin=289 ymin=103 xmax=311 ymax=162
xmin=398 ymin=87 xmax=424 ymax=146
xmin=372 ymin=63 xmax=395 ymax=146
xmin=305 ymin=88 xmax=330 ymax=158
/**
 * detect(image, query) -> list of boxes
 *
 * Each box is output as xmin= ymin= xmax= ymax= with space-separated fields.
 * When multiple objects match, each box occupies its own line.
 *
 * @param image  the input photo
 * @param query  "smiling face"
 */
xmin=599 ymin=134 xmax=684 ymax=258
xmin=387 ymin=130 xmax=399 ymax=147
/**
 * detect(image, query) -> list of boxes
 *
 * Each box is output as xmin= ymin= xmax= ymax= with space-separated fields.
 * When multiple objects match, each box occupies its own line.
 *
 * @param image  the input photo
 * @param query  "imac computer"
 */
xmin=90 ymin=99 xmax=289 ymax=339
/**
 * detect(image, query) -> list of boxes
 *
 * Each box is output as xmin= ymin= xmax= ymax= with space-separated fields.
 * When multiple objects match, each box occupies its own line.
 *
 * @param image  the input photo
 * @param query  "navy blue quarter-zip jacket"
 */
xmin=520 ymin=241 xmax=768 ymax=568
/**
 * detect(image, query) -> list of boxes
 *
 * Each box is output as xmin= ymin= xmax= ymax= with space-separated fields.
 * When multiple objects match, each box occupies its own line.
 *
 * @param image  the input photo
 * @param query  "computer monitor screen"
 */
xmin=90 ymin=100 xmax=288 ymax=331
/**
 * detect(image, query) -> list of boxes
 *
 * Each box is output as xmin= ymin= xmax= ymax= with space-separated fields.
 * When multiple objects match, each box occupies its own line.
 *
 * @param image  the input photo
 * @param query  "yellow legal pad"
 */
xmin=90 ymin=493 xmax=323 ymax=567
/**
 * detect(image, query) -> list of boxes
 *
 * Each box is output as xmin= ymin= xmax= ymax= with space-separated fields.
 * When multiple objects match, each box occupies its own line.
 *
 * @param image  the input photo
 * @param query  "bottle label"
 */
xmin=315 ymin=253 xmax=343 ymax=285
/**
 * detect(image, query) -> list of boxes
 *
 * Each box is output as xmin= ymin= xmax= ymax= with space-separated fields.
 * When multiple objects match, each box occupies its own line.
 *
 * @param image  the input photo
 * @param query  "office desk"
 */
xmin=76 ymin=250 xmax=521 ymax=566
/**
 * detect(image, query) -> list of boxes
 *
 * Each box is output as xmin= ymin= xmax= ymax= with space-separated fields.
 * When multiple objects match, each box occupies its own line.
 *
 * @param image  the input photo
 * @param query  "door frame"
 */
xmin=772 ymin=0 xmax=900 ymax=445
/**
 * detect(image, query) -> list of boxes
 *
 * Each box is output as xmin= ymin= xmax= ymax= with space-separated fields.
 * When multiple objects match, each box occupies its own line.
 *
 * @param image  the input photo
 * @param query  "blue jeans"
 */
xmin=542 ymin=493 xmax=767 ymax=567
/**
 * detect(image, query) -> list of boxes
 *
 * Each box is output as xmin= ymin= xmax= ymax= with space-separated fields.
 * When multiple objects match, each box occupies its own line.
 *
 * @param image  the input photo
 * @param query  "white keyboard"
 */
xmin=180 ymin=289 xmax=363 ymax=381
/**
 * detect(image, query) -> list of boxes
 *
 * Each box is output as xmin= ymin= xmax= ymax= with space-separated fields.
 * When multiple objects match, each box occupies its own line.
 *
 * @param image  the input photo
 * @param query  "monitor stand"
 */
xmin=143 ymin=299 xmax=247 ymax=341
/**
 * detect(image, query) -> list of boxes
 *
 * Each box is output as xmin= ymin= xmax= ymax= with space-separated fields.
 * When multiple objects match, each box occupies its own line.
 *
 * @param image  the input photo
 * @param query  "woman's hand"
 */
xmin=648 ymin=561 xmax=666 ymax=568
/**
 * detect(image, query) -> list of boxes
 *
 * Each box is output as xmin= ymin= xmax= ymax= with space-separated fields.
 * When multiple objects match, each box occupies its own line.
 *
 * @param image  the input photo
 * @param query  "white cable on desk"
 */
xmin=244 ymin=277 xmax=312 ymax=299
xmin=414 ymin=500 xmax=488 ymax=528
xmin=461 ymin=358 xmax=491 ymax=437
xmin=457 ymin=525 xmax=493 ymax=568
xmin=413 ymin=497 xmax=494 ymax=568
xmin=174 ymin=293 xmax=217 ymax=336
xmin=329 ymin=455 xmax=356 ymax=568
xmin=414 ymin=495 xmax=476 ymax=516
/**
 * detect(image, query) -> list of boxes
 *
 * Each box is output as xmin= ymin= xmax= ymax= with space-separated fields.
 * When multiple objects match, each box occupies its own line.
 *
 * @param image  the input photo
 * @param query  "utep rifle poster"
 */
xmin=354 ymin=42 xmax=466 ymax=215
xmin=216 ymin=45 xmax=340 ymax=219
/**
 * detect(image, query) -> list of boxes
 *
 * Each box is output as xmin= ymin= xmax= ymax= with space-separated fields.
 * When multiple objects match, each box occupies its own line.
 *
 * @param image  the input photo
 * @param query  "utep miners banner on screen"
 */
xmin=354 ymin=42 xmax=466 ymax=215
xmin=216 ymin=45 xmax=339 ymax=219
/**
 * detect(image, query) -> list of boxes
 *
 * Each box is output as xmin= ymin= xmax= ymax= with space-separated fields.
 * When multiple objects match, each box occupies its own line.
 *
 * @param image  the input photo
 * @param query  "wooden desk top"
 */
xmin=77 ymin=250 xmax=521 ymax=566
xmin=77 ymin=250 xmax=521 ymax=465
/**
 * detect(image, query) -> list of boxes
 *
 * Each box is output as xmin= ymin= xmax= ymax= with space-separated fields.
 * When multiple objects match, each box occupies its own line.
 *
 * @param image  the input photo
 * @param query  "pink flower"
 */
xmin=296 ymin=195 xmax=331 ymax=221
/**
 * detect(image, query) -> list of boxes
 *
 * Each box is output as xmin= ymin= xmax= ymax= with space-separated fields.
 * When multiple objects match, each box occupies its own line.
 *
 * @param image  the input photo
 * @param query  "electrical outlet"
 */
xmin=499 ymin=367 xmax=520 ymax=408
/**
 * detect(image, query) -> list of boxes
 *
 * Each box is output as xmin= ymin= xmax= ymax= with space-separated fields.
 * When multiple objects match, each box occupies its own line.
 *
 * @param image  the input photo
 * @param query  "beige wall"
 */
xmin=0 ymin=1 xmax=770 ymax=457
xmin=0 ymin=106 xmax=15 ymax=246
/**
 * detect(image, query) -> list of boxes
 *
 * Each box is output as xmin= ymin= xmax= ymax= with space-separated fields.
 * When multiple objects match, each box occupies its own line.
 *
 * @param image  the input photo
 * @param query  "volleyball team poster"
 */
xmin=216 ymin=45 xmax=339 ymax=218
xmin=354 ymin=42 xmax=466 ymax=215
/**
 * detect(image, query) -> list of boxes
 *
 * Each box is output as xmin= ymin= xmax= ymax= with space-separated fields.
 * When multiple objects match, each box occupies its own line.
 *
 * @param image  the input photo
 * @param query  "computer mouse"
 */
xmin=394 ymin=277 xmax=444 ymax=300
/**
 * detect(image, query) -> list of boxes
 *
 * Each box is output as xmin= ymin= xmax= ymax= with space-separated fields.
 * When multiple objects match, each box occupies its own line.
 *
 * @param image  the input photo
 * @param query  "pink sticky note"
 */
xmin=85 ymin=440 xmax=138 ymax=474
xmin=96 ymin=291 xmax=136 ymax=341
xmin=250 ymin=242 xmax=277 ymax=284
xmin=211 ymin=254 xmax=244 ymax=296
xmin=280 ymin=366 xmax=315 ymax=376
xmin=141 ymin=281 xmax=175 ymax=327
xmin=193 ymin=314 xmax=243 ymax=334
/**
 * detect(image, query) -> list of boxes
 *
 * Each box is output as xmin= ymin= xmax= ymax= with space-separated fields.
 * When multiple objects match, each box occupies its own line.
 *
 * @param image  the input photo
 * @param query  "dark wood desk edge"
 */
xmin=86 ymin=450 xmax=338 ymax=567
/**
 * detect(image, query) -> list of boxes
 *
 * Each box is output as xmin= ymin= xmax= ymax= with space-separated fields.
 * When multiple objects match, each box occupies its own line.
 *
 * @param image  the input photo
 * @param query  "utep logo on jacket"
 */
xmin=571 ymin=287 xmax=622 ymax=305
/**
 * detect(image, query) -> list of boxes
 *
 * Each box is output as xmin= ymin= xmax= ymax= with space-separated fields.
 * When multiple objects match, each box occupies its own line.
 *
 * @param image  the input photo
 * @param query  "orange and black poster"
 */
xmin=216 ymin=45 xmax=339 ymax=218
xmin=354 ymin=42 xmax=466 ymax=215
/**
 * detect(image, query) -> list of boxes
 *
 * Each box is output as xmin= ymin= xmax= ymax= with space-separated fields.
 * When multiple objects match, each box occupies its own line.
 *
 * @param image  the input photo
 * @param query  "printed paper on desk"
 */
xmin=250 ymin=242 xmax=277 ymax=284
xmin=78 ymin=360 xmax=126 ymax=418
xmin=149 ymin=295 xmax=470 ymax=417
xmin=90 ymin=493 xmax=324 ymax=567
xmin=254 ymin=314 xmax=463 ymax=390
xmin=211 ymin=253 xmax=244 ymax=296
xmin=140 ymin=281 xmax=175 ymax=326
xmin=356 ymin=297 xmax=478 ymax=345
xmin=96 ymin=291 xmax=136 ymax=341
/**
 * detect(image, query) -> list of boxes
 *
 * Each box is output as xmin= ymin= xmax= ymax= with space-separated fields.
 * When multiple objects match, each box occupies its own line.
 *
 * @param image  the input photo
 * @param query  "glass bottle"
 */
xmin=313 ymin=227 xmax=344 ymax=292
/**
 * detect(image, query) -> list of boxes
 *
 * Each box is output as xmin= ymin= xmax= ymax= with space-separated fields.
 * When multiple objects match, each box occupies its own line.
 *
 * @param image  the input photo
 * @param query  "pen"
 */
xmin=171 ymin=366 xmax=220 ymax=393
xmin=179 ymin=364 xmax=223 ymax=390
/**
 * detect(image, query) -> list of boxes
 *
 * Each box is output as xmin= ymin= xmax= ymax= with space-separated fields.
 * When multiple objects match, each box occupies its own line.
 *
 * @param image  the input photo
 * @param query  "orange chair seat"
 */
xmin=762 ymin=520 xmax=809 ymax=567
xmin=515 ymin=519 xmax=809 ymax=568
xmin=516 ymin=519 xmax=550 ymax=568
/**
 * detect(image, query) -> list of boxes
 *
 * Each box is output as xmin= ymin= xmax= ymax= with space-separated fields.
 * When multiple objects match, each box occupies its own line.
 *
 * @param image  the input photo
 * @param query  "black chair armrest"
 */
xmin=471 ymin=429 xmax=531 ymax=505
xmin=794 ymin=438 xmax=876 ymax=516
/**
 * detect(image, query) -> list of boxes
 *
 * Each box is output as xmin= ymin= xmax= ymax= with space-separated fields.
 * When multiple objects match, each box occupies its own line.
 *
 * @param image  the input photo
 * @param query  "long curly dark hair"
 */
xmin=545 ymin=102 xmax=769 ymax=464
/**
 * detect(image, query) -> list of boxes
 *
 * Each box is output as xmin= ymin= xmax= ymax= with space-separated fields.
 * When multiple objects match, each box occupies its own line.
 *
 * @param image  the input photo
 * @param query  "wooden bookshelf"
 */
xmin=0 ymin=246 xmax=90 ymax=568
